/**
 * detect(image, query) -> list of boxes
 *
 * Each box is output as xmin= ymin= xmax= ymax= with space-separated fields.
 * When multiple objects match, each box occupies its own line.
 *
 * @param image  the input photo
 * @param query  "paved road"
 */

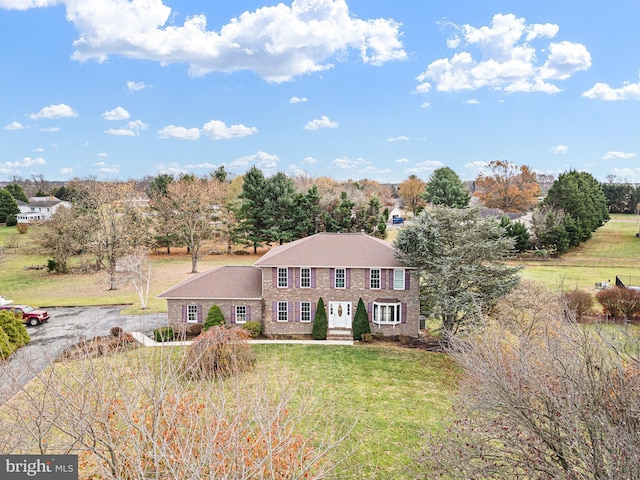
xmin=0 ymin=306 xmax=169 ymax=404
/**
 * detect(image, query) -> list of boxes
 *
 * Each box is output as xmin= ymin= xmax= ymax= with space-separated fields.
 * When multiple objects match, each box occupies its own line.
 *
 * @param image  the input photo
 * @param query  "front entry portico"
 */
xmin=328 ymin=301 xmax=352 ymax=329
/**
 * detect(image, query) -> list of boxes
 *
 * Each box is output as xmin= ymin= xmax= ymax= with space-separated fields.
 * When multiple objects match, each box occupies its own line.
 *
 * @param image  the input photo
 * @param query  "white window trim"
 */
xmin=370 ymin=268 xmax=381 ymax=289
xmin=393 ymin=269 xmax=405 ymax=290
xmin=372 ymin=302 xmax=402 ymax=325
xmin=187 ymin=304 xmax=198 ymax=323
xmin=335 ymin=267 xmax=346 ymax=289
xmin=300 ymin=301 xmax=311 ymax=323
xmin=300 ymin=267 xmax=311 ymax=288
xmin=277 ymin=301 xmax=288 ymax=322
xmin=235 ymin=305 xmax=247 ymax=324
xmin=277 ymin=267 xmax=288 ymax=288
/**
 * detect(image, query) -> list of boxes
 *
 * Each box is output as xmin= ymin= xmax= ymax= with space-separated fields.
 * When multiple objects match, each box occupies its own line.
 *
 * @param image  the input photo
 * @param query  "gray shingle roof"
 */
xmin=157 ymin=266 xmax=262 ymax=299
xmin=254 ymin=232 xmax=405 ymax=268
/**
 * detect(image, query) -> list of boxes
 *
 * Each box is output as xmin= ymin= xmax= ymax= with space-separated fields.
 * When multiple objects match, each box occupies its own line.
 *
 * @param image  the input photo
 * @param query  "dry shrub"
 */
xmin=418 ymin=300 xmax=640 ymax=479
xmin=564 ymin=289 xmax=594 ymax=321
xmin=2 ymin=343 xmax=346 ymax=479
xmin=181 ymin=326 xmax=255 ymax=379
xmin=490 ymin=279 xmax=565 ymax=337
xmin=596 ymin=286 xmax=640 ymax=320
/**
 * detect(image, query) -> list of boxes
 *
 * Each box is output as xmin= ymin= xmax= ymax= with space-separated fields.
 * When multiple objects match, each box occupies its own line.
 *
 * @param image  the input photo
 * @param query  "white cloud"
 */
xmin=0 ymin=0 xmax=57 ymax=10
xmin=185 ymin=162 xmax=218 ymax=169
xmin=105 ymin=119 xmax=147 ymax=136
xmin=59 ymin=167 xmax=74 ymax=175
xmin=126 ymin=80 xmax=147 ymax=92
xmin=4 ymin=121 xmax=24 ymax=130
xmin=21 ymin=156 xmax=46 ymax=167
xmin=420 ymin=102 xmax=431 ymax=108
xmin=551 ymin=144 xmax=568 ymax=154
xmin=464 ymin=99 xmax=480 ymax=104
xmin=97 ymin=152 xmax=109 ymax=158
xmin=33 ymin=147 xmax=44 ymax=152
xmin=157 ymin=125 xmax=201 ymax=140
xmin=359 ymin=165 xmax=391 ymax=175
xmin=105 ymin=128 xmax=136 ymax=137
xmin=155 ymin=163 xmax=186 ymax=176
xmin=332 ymin=156 xmax=366 ymax=169
xmin=228 ymin=151 xmax=279 ymax=172
xmin=202 ymin=120 xmax=257 ymax=139
xmin=304 ymin=115 xmax=338 ymax=130
xmin=395 ymin=157 xmax=410 ymax=163
xmin=94 ymin=161 xmax=120 ymax=174
xmin=24 ymin=0 xmax=405 ymax=83
xmin=302 ymin=156 xmax=317 ymax=164
xmin=582 ymin=73 xmax=640 ymax=101
xmin=289 ymin=96 xmax=308 ymax=103
xmin=40 ymin=127 xmax=60 ymax=132
xmin=102 ymin=106 xmax=130 ymax=120
xmin=387 ymin=136 xmax=410 ymax=142
xmin=405 ymin=160 xmax=444 ymax=174
xmin=602 ymin=151 xmax=637 ymax=160
xmin=417 ymin=13 xmax=590 ymax=94
xmin=30 ymin=103 xmax=77 ymax=119
xmin=464 ymin=161 xmax=489 ymax=172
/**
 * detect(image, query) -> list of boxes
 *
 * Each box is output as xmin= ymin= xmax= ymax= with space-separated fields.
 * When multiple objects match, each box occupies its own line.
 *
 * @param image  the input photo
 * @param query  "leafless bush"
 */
xmin=417 ymin=293 xmax=640 ymax=479
xmin=596 ymin=286 xmax=640 ymax=320
xmin=564 ymin=289 xmax=595 ymax=321
xmin=0 ymin=343 xmax=349 ymax=479
xmin=181 ymin=326 xmax=256 ymax=379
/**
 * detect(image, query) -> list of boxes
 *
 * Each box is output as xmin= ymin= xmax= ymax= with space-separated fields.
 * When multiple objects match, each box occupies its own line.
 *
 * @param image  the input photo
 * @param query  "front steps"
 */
xmin=326 ymin=328 xmax=353 ymax=341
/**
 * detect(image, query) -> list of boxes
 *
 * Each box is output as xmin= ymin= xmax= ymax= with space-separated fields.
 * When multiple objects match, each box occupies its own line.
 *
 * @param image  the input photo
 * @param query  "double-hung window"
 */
xmin=235 ymin=305 xmax=247 ymax=324
xmin=187 ymin=305 xmax=198 ymax=323
xmin=300 ymin=267 xmax=311 ymax=288
xmin=393 ymin=269 xmax=405 ymax=290
xmin=372 ymin=302 xmax=402 ymax=325
xmin=277 ymin=301 xmax=288 ymax=322
xmin=300 ymin=301 xmax=311 ymax=322
xmin=335 ymin=268 xmax=346 ymax=289
xmin=370 ymin=268 xmax=381 ymax=289
xmin=277 ymin=267 xmax=288 ymax=288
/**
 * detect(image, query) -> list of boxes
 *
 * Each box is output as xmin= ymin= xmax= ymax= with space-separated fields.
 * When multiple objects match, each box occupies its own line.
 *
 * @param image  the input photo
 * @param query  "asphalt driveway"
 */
xmin=0 ymin=306 xmax=169 ymax=404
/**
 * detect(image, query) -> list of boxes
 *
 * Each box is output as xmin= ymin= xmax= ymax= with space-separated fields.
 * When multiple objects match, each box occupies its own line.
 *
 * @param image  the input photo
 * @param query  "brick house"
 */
xmin=158 ymin=232 xmax=420 ymax=338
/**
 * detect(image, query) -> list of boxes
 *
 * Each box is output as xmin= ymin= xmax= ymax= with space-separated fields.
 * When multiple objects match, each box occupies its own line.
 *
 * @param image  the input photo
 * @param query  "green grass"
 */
xmin=254 ymin=344 xmax=459 ymax=479
xmin=517 ymin=214 xmax=640 ymax=291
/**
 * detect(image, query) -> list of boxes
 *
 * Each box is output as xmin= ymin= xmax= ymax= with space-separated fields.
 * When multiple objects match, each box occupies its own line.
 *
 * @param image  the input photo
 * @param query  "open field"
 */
xmin=1 ymin=214 xmax=638 ymax=312
xmin=517 ymin=214 xmax=640 ymax=291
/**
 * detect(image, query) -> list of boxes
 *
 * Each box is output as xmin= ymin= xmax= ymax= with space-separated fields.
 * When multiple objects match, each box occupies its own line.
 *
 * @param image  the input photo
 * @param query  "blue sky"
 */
xmin=2 ymin=0 xmax=640 ymax=184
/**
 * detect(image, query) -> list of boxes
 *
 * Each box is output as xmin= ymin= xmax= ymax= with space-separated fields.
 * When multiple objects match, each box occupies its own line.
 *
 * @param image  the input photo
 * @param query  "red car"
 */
xmin=0 ymin=304 xmax=50 ymax=326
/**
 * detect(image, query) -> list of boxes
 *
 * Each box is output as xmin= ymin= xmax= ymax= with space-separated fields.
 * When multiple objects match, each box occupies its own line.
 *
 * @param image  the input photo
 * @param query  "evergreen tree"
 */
xmin=422 ymin=167 xmax=470 ymax=208
xmin=543 ymin=171 xmax=608 ymax=243
xmin=236 ymin=167 xmax=271 ymax=253
xmin=204 ymin=305 xmax=225 ymax=331
xmin=312 ymin=298 xmax=328 ymax=340
xmin=394 ymin=207 xmax=520 ymax=336
xmin=0 ymin=189 xmax=19 ymax=223
xmin=294 ymin=185 xmax=322 ymax=237
xmin=264 ymin=172 xmax=298 ymax=245
xmin=499 ymin=216 xmax=531 ymax=253
xmin=352 ymin=298 xmax=371 ymax=340
xmin=5 ymin=183 xmax=28 ymax=203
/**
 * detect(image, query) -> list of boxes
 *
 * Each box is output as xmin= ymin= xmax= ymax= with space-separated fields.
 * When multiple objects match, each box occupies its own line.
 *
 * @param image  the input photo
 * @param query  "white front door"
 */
xmin=329 ymin=301 xmax=352 ymax=329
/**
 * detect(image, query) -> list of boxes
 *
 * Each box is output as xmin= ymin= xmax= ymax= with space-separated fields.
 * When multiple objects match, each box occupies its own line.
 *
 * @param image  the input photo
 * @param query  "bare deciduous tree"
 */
xmin=117 ymin=248 xmax=151 ymax=309
xmin=418 ymin=281 xmax=640 ymax=479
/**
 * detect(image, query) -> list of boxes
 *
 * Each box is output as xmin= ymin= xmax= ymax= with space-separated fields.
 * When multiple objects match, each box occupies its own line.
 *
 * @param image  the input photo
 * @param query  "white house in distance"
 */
xmin=16 ymin=197 xmax=70 ymax=224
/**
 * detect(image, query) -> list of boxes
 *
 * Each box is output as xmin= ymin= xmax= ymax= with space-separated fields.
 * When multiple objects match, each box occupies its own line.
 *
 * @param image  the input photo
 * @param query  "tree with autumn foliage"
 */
xmin=474 ymin=160 xmax=540 ymax=213
xmin=398 ymin=175 xmax=426 ymax=215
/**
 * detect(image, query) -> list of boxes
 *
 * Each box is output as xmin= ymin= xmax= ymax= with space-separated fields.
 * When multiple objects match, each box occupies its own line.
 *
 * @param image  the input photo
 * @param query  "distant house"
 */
xmin=16 ymin=197 xmax=71 ymax=224
xmin=158 ymin=232 xmax=420 ymax=339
